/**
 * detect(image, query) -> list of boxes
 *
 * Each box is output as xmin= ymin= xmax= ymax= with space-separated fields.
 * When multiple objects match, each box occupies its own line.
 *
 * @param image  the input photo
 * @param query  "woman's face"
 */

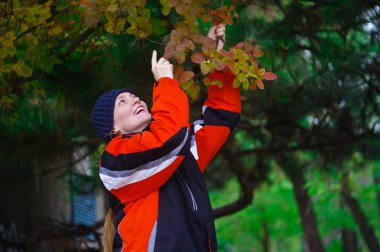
xmin=113 ymin=92 xmax=152 ymax=134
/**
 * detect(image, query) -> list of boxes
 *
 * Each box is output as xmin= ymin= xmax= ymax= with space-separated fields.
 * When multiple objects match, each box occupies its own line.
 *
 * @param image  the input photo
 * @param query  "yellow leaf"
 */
xmin=1 ymin=64 xmax=12 ymax=73
xmin=3 ymin=40 xmax=16 ymax=55
xmin=21 ymin=65 xmax=32 ymax=78
xmin=162 ymin=6 xmax=171 ymax=16
xmin=126 ymin=26 xmax=135 ymax=34
xmin=105 ymin=10 xmax=116 ymax=22
xmin=181 ymin=80 xmax=193 ymax=90
xmin=107 ymin=4 xmax=118 ymax=12
xmin=52 ymin=25 xmax=63 ymax=35
xmin=105 ymin=22 xmax=115 ymax=33
xmin=203 ymin=76 xmax=210 ymax=86
xmin=33 ymin=37 xmax=39 ymax=45
xmin=0 ymin=48 xmax=7 ymax=59
xmin=258 ymin=68 xmax=265 ymax=77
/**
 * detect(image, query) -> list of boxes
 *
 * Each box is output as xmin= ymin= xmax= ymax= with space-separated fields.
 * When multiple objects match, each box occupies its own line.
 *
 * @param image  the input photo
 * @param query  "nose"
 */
xmin=132 ymin=96 xmax=140 ymax=105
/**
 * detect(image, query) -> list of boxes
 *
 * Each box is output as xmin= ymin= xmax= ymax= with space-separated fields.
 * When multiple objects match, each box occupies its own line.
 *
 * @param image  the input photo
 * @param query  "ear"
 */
xmin=112 ymin=127 xmax=120 ymax=135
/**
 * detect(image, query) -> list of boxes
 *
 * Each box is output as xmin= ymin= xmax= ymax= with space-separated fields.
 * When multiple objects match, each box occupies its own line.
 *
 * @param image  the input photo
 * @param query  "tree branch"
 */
xmin=235 ymin=131 xmax=375 ymax=156
xmin=61 ymin=25 xmax=99 ymax=59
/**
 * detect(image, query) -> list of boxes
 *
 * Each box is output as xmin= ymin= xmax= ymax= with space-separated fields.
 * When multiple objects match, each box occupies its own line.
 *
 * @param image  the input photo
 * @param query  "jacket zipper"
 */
xmin=176 ymin=171 xmax=198 ymax=211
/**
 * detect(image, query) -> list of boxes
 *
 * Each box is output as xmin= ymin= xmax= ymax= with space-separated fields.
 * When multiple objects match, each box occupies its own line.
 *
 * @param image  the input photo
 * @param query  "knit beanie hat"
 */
xmin=91 ymin=88 xmax=135 ymax=142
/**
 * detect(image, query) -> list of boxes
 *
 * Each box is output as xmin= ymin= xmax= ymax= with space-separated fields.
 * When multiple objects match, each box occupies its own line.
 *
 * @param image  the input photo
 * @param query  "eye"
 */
xmin=119 ymin=99 xmax=125 ymax=105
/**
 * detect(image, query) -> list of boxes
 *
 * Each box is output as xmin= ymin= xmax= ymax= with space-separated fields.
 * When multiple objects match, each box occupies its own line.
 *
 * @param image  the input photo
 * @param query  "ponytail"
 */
xmin=103 ymin=208 xmax=115 ymax=252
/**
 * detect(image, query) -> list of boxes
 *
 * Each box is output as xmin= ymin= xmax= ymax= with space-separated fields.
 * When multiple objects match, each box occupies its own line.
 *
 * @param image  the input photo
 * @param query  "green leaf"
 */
xmin=201 ymin=61 xmax=211 ymax=75
xmin=151 ymin=18 xmax=167 ymax=35
xmin=233 ymin=77 xmax=240 ymax=88
xmin=22 ymin=65 xmax=33 ymax=78
xmin=243 ymin=79 xmax=249 ymax=89
xmin=211 ymin=79 xmax=223 ymax=88
xmin=0 ymin=48 xmax=7 ymax=59
xmin=126 ymin=26 xmax=135 ymax=34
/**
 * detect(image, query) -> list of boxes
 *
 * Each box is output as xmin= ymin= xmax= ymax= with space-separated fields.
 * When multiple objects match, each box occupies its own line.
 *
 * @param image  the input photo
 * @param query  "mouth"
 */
xmin=133 ymin=106 xmax=145 ymax=115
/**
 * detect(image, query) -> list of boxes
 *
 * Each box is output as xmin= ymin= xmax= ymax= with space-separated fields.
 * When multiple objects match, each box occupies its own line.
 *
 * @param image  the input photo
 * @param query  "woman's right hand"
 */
xmin=151 ymin=50 xmax=174 ymax=82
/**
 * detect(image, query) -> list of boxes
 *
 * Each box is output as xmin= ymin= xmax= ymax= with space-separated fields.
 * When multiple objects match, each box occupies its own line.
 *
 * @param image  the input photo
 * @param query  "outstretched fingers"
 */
xmin=151 ymin=50 xmax=157 ymax=68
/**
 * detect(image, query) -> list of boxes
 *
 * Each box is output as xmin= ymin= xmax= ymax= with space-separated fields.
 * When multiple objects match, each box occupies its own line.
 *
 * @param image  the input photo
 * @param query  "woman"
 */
xmin=91 ymin=23 xmax=241 ymax=252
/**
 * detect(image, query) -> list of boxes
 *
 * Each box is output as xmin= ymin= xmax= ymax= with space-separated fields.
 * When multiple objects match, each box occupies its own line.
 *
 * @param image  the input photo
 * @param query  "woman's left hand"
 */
xmin=207 ymin=23 xmax=226 ymax=51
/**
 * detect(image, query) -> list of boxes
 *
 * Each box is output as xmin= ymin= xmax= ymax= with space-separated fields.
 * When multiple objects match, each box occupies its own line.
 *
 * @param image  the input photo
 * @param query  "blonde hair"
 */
xmin=103 ymin=208 xmax=116 ymax=252
xmin=103 ymin=130 xmax=121 ymax=251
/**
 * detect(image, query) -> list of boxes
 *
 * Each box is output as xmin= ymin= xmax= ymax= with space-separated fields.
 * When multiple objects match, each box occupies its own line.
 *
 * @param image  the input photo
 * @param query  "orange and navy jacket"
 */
xmin=99 ymin=68 xmax=241 ymax=252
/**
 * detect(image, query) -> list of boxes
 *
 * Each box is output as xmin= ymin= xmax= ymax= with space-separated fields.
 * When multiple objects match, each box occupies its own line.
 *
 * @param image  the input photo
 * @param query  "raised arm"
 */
xmin=190 ymin=23 xmax=241 ymax=172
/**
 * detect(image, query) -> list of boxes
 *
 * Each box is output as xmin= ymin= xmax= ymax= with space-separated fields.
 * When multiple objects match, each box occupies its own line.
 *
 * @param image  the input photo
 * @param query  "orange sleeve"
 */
xmin=190 ymin=68 xmax=241 ymax=172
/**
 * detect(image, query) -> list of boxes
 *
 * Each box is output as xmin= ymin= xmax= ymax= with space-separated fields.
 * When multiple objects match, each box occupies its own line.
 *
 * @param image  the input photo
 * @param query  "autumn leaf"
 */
xmin=191 ymin=52 xmax=205 ymax=64
xmin=264 ymin=72 xmax=277 ymax=80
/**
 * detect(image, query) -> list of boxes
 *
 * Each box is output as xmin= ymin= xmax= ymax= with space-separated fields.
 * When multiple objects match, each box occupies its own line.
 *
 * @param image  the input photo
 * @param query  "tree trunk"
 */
xmin=373 ymin=168 xmax=380 ymax=214
xmin=289 ymin=173 xmax=325 ymax=252
xmin=262 ymin=221 xmax=270 ymax=252
xmin=341 ymin=174 xmax=380 ymax=252
xmin=342 ymin=229 xmax=358 ymax=252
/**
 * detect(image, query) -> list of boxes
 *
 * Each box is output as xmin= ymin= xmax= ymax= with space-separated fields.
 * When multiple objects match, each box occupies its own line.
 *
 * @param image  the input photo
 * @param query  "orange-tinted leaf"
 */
xmin=249 ymin=80 xmax=257 ymax=90
xmin=191 ymin=52 xmax=205 ymax=64
xmin=175 ymin=4 xmax=185 ymax=15
xmin=179 ymin=71 xmax=194 ymax=83
xmin=212 ymin=58 xmax=225 ymax=71
xmin=187 ymin=40 xmax=195 ymax=51
xmin=253 ymin=49 xmax=264 ymax=58
xmin=164 ymin=43 xmax=176 ymax=59
xmin=203 ymin=76 xmax=210 ymax=86
xmin=244 ymin=42 xmax=254 ymax=52
xmin=170 ymin=29 xmax=181 ymax=43
xmin=252 ymin=62 xmax=259 ymax=73
xmin=226 ymin=60 xmax=235 ymax=72
xmin=190 ymin=34 xmax=204 ymax=43
xmin=174 ymin=65 xmax=184 ymax=79
xmin=235 ymin=42 xmax=244 ymax=49
xmin=219 ymin=49 xmax=232 ymax=57
xmin=256 ymin=79 xmax=264 ymax=89
xmin=263 ymin=72 xmax=277 ymax=80
xmin=202 ymin=37 xmax=216 ymax=52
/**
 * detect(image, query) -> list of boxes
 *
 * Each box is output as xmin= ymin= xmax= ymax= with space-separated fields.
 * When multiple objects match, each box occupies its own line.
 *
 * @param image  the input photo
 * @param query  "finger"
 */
xmin=217 ymin=23 xmax=226 ymax=28
xmin=216 ymin=32 xmax=225 ymax=37
xmin=207 ymin=26 xmax=217 ymax=37
xmin=216 ymin=28 xmax=225 ymax=35
xmin=158 ymin=58 xmax=166 ymax=64
xmin=151 ymin=50 xmax=157 ymax=67
xmin=216 ymin=27 xmax=226 ymax=33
